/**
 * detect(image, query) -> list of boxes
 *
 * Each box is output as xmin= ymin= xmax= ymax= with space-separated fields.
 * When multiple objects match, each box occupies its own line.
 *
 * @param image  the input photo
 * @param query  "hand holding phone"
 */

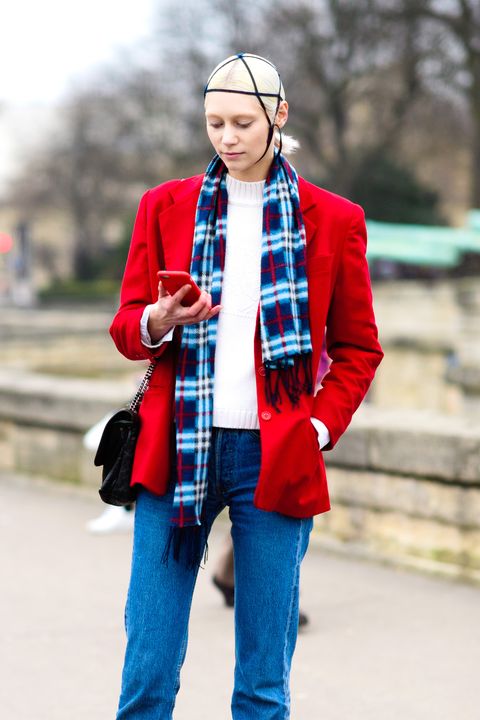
xmin=157 ymin=271 xmax=202 ymax=307
xmin=147 ymin=270 xmax=222 ymax=344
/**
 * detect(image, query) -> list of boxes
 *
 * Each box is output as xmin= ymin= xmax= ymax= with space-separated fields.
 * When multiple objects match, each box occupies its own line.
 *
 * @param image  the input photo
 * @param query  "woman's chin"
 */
xmin=225 ymin=159 xmax=257 ymax=179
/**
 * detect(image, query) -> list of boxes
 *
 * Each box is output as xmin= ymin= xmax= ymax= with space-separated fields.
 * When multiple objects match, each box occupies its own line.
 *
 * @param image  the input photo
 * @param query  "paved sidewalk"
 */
xmin=1 ymin=472 xmax=479 ymax=720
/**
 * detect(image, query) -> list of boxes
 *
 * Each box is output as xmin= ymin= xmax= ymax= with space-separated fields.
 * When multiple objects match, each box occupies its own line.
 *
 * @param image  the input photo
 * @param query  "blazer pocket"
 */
xmin=307 ymin=253 xmax=334 ymax=277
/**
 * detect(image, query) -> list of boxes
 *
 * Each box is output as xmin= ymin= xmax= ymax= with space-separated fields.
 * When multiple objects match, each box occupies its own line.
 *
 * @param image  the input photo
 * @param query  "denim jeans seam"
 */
xmin=123 ymin=523 xmax=138 ymax=635
xmin=164 ymin=697 xmax=175 ymax=720
xmin=164 ymin=572 xmax=198 ymax=720
xmin=214 ymin=428 xmax=223 ymax=496
xmin=123 ymin=589 xmax=130 ymax=634
xmin=176 ymin=626 xmax=189 ymax=674
xmin=172 ymin=623 xmax=190 ymax=707
xmin=281 ymin=519 xmax=303 ymax=719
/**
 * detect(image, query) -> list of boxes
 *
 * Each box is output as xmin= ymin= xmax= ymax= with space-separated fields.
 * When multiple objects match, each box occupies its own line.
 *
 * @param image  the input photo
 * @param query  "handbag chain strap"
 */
xmin=129 ymin=362 xmax=156 ymax=414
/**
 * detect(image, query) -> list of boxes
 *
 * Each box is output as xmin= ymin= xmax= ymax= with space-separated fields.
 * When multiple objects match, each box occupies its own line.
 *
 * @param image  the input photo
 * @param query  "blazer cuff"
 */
xmin=310 ymin=417 xmax=331 ymax=450
xmin=140 ymin=305 xmax=174 ymax=347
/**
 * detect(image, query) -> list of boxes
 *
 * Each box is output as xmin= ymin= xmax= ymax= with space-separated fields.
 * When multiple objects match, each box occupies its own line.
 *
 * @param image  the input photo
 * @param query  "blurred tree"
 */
xmin=261 ymin=0 xmax=443 ymax=198
xmin=154 ymin=0 xmax=446 ymax=214
xmin=6 ymin=0 xmax=474 ymax=285
xmin=385 ymin=0 xmax=480 ymax=208
xmin=93 ymin=209 xmax=137 ymax=282
xmin=8 ymin=63 xmax=175 ymax=279
xmin=349 ymin=150 xmax=443 ymax=224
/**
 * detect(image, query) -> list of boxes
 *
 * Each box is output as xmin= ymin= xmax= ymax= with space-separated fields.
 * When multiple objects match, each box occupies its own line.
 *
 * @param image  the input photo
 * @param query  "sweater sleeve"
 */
xmin=140 ymin=305 xmax=175 ymax=347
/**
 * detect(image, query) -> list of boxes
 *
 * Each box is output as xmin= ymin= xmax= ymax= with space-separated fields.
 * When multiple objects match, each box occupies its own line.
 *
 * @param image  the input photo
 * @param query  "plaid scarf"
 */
xmin=161 ymin=151 xmax=313 ymax=569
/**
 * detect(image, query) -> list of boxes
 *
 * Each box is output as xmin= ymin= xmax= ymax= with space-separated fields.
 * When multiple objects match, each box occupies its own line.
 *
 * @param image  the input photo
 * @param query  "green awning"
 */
xmin=366 ymin=220 xmax=480 ymax=267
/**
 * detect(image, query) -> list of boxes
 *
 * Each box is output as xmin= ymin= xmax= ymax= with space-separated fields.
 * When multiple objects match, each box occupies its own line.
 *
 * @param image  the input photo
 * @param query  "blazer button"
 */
xmin=258 ymin=365 xmax=266 ymax=376
xmin=261 ymin=410 xmax=272 ymax=421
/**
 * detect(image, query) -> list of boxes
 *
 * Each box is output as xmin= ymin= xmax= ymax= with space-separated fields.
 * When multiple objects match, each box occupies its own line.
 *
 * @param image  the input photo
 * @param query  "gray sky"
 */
xmin=0 ymin=0 xmax=157 ymax=189
xmin=0 ymin=0 xmax=156 ymax=105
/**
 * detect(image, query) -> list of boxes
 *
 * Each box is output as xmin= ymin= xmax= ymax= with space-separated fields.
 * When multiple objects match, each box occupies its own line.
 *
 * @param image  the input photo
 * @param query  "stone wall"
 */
xmin=319 ymin=406 xmax=480 ymax=584
xmin=371 ymin=278 xmax=480 ymax=416
xmin=1 ymin=369 xmax=479 ymax=584
xmin=0 ymin=369 xmax=136 ymax=484
xmin=370 ymin=280 xmax=462 ymax=413
xmin=0 ymin=306 xmax=133 ymax=378
xmin=1 ymin=281 xmax=477 ymax=413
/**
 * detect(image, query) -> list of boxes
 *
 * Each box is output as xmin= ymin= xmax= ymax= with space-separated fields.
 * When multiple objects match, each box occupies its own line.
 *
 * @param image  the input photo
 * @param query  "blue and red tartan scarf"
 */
xmin=161 ymin=150 xmax=313 ymax=569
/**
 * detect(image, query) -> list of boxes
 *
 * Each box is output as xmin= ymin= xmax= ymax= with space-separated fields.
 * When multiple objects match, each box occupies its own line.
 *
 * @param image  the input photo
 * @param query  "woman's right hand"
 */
xmin=147 ymin=280 xmax=222 ymax=343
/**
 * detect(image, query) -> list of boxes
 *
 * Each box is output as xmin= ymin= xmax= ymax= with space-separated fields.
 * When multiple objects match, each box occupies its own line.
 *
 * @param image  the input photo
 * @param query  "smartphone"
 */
xmin=157 ymin=270 xmax=202 ymax=306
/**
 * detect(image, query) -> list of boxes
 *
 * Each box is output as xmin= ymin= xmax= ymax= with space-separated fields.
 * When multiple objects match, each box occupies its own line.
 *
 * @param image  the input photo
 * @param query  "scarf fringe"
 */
xmin=161 ymin=523 xmax=209 ymax=571
xmin=264 ymin=353 xmax=313 ymax=412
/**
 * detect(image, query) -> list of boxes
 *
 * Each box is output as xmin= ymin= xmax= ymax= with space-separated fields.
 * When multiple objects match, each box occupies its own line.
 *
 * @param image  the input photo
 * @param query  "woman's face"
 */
xmin=205 ymin=92 xmax=287 ymax=182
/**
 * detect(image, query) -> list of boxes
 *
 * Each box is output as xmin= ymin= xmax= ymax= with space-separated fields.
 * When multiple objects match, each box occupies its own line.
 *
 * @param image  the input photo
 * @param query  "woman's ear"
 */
xmin=275 ymin=100 xmax=289 ymax=129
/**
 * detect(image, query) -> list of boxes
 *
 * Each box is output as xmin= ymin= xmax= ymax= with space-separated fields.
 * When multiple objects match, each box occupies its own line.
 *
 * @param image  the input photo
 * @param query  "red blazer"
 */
xmin=110 ymin=174 xmax=383 ymax=518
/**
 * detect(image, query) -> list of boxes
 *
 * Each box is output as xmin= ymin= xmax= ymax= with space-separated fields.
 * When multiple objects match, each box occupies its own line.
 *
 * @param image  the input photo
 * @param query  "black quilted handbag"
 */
xmin=94 ymin=362 xmax=155 ymax=506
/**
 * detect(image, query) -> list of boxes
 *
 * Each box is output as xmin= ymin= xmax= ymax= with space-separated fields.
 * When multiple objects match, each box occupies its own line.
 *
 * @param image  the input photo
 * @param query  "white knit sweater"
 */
xmin=140 ymin=174 xmax=330 ymax=447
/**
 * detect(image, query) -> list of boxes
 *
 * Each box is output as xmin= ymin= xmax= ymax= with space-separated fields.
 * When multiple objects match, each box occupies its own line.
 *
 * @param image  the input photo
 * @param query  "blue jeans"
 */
xmin=116 ymin=427 xmax=313 ymax=719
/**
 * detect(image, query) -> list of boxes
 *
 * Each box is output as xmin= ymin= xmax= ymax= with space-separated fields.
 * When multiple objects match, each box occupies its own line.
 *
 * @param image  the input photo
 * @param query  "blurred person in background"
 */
xmin=109 ymin=52 xmax=383 ymax=719
xmin=84 ymin=413 xmax=135 ymax=533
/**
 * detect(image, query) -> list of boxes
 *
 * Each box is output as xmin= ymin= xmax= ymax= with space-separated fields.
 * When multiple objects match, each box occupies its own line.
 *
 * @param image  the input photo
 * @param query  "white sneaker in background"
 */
xmin=86 ymin=506 xmax=135 ymax=534
xmin=83 ymin=412 xmax=114 ymax=452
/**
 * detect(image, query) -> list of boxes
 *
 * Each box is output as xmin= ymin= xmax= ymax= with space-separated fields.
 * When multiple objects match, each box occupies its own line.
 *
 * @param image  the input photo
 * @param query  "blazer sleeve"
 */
xmin=109 ymin=190 xmax=169 ymax=362
xmin=311 ymin=204 xmax=383 ymax=449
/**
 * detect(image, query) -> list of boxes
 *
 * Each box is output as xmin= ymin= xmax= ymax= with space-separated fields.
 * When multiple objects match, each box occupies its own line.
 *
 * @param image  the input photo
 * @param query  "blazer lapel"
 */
xmin=157 ymin=178 xmax=200 ymax=271
xmin=298 ymin=177 xmax=318 ymax=248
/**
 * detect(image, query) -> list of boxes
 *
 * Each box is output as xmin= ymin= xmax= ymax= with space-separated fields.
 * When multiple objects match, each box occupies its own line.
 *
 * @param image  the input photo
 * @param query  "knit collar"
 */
xmin=226 ymin=173 xmax=265 ymax=206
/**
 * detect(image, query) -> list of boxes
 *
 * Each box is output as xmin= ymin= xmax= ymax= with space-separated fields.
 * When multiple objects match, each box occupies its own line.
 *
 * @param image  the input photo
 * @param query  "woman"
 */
xmin=110 ymin=52 xmax=383 ymax=719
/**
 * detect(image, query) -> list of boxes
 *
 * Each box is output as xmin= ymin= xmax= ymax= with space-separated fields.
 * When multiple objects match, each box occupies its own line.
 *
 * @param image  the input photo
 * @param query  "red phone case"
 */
xmin=157 ymin=271 xmax=202 ymax=306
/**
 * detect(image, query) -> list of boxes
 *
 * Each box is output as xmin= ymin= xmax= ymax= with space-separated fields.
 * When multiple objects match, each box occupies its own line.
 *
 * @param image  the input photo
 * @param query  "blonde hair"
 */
xmin=205 ymin=53 xmax=299 ymax=155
